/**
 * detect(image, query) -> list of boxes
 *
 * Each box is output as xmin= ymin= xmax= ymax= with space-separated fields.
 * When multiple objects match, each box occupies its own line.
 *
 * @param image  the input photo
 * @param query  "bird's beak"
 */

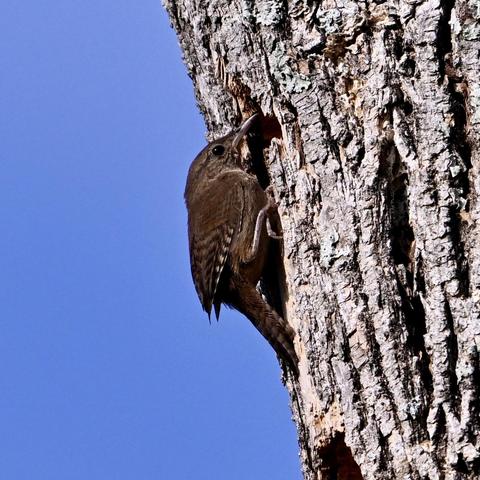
xmin=232 ymin=113 xmax=259 ymax=150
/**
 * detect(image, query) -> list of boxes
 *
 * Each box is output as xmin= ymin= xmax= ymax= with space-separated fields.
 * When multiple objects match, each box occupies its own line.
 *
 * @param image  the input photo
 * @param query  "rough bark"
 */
xmin=163 ymin=1 xmax=480 ymax=478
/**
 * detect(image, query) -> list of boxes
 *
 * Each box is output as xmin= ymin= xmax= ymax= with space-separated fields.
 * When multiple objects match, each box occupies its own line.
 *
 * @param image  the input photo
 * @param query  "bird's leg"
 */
xmin=244 ymin=206 xmax=268 ymax=263
xmin=245 ymin=187 xmax=282 ymax=263
xmin=266 ymin=219 xmax=282 ymax=240
xmin=265 ymin=186 xmax=283 ymax=240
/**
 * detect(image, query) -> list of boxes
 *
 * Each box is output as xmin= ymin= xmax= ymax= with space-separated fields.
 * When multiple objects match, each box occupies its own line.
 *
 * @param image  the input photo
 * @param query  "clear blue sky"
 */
xmin=0 ymin=2 xmax=300 ymax=479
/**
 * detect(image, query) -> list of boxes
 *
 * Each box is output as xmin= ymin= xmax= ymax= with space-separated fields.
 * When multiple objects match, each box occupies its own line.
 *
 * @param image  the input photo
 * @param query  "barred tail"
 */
xmin=226 ymin=275 xmax=299 ymax=375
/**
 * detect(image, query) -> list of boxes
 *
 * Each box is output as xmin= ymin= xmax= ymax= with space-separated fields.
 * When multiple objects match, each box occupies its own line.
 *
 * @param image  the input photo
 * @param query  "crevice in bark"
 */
xmin=360 ymin=302 xmax=393 ymax=398
xmin=397 ymin=276 xmax=434 ymax=406
xmin=200 ymin=16 xmax=212 ymax=58
xmin=448 ymin=206 xmax=470 ymax=297
xmin=415 ymin=252 xmax=426 ymax=295
xmin=470 ymin=347 xmax=480 ymax=437
xmin=390 ymin=174 xmax=415 ymax=268
xmin=258 ymin=230 xmax=287 ymax=335
xmin=448 ymin=87 xmax=472 ymax=180
xmin=468 ymin=348 xmax=480 ymax=476
xmin=398 ymin=42 xmax=417 ymax=79
xmin=393 ymin=24 xmax=417 ymax=85
xmin=431 ymin=404 xmax=447 ymax=470
xmin=383 ymin=140 xmax=435 ymax=426
xmin=379 ymin=141 xmax=415 ymax=270
xmin=445 ymin=84 xmax=471 ymax=298
xmin=317 ymin=433 xmax=364 ymax=480
xmin=284 ymin=102 xmax=307 ymax=167
xmin=402 ymin=100 xmax=413 ymax=116
xmin=279 ymin=0 xmax=291 ymax=38
xmin=456 ymin=454 xmax=470 ymax=475
xmin=444 ymin=299 xmax=460 ymax=416
xmin=377 ymin=430 xmax=397 ymax=479
xmin=381 ymin=138 xmax=434 ymax=404
xmin=437 ymin=0 xmax=455 ymax=80
xmin=316 ymin=102 xmax=341 ymax=168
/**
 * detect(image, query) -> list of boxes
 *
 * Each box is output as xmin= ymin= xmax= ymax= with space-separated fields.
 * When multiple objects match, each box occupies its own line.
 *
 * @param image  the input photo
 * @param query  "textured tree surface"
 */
xmin=164 ymin=1 xmax=480 ymax=478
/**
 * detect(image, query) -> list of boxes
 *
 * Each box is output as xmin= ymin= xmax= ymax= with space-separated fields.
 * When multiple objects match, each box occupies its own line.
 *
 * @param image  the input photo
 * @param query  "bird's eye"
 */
xmin=212 ymin=145 xmax=225 ymax=156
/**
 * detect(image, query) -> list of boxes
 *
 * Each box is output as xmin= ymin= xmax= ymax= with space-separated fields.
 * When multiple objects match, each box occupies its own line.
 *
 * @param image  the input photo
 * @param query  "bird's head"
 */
xmin=185 ymin=114 xmax=258 ymax=195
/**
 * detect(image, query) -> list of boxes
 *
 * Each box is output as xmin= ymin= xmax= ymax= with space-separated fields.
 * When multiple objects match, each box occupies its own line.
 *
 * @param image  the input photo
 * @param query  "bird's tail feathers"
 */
xmin=225 ymin=275 xmax=299 ymax=375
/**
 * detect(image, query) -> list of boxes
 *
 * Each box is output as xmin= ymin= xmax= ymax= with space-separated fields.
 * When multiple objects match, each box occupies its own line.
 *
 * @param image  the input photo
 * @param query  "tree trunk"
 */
xmin=163 ymin=0 xmax=480 ymax=478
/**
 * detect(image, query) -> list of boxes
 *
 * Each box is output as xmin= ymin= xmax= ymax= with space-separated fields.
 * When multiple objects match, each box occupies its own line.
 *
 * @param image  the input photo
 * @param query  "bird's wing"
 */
xmin=187 ymin=172 xmax=246 ymax=317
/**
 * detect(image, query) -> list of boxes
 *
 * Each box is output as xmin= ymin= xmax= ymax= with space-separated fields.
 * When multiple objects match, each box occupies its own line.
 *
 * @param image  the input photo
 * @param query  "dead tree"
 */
xmin=164 ymin=1 xmax=480 ymax=478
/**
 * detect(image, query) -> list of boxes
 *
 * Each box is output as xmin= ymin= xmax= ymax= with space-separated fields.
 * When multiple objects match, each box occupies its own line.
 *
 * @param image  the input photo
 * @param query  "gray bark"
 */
xmin=163 ymin=0 xmax=480 ymax=478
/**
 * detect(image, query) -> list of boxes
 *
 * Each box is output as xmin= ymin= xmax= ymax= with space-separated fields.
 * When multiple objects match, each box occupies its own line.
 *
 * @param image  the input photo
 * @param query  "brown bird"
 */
xmin=184 ymin=114 xmax=298 ymax=372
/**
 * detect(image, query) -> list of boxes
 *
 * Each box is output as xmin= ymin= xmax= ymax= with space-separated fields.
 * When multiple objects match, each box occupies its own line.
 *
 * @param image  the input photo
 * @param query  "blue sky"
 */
xmin=0 ymin=2 xmax=300 ymax=479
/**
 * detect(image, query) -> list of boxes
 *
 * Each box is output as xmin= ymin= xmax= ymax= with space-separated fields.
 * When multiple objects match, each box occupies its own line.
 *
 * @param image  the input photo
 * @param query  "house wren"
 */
xmin=184 ymin=114 xmax=298 ymax=372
